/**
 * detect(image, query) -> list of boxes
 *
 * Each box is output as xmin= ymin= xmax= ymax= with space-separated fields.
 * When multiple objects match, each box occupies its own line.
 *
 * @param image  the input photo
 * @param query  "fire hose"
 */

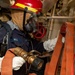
xmin=1 ymin=47 xmax=51 ymax=75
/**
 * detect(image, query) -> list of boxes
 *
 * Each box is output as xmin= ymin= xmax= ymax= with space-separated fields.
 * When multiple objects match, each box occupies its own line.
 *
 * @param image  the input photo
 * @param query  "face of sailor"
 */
xmin=11 ymin=10 xmax=31 ymax=30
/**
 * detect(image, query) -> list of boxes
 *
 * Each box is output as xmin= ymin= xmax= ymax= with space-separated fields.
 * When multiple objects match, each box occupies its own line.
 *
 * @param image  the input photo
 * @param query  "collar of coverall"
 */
xmin=7 ymin=20 xmax=19 ymax=30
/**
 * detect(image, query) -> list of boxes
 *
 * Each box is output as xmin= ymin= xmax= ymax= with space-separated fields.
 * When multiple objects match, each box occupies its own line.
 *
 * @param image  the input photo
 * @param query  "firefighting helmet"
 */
xmin=10 ymin=0 xmax=42 ymax=13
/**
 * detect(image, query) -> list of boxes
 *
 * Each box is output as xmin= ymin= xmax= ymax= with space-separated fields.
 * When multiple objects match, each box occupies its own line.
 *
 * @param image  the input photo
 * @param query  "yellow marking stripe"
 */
xmin=16 ymin=3 xmax=38 ymax=12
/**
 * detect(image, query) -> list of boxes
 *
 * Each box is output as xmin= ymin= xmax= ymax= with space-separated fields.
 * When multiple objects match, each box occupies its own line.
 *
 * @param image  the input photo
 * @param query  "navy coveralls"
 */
xmin=0 ymin=23 xmax=47 ymax=75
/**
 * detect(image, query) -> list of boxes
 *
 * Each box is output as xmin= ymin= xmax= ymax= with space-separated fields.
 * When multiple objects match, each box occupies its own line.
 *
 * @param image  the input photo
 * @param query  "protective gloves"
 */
xmin=43 ymin=38 xmax=57 ymax=52
xmin=43 ymin=37 xmax=65 ymax=52
xmin=0 ymin=56 xmax=25 ymax=71
xmin=12 ymin=56 xmax=25 ymax=70
xmin=0 ymin=57 xmax=4 ymax=72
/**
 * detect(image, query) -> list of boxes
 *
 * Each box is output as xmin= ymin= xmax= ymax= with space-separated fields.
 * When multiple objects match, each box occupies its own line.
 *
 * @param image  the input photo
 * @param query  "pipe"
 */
xmin=48 ymin=3 xmax=56 ymax=39
xmin=39 ymin=16 xmax=75 ymax=19
xmin=42 ymin=0 xmax=58 ymax=13
xmin=62 ymin=0 xmax=69 ymax=11
xmin=57 ymin=0 xmax=73 ymax=15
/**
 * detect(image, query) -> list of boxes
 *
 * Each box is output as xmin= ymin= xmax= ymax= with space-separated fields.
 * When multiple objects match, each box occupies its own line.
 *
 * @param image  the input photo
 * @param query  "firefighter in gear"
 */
xmin=0 ymin=0 xmax=57 ymax=75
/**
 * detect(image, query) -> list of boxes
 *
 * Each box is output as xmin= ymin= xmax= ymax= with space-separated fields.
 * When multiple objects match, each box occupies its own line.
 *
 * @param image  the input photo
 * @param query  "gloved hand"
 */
xmin=0 ymin=56 xmax=25 ymax=72
xmin=43 ymin=38 xmax=57 ymax=52
xmin=43 ymin=37 xmax=65 ymax=52
xmin=12 ymin=56 xmax=25 ymax=70
xmin=0 ymin=57 xmax=4 ymax=72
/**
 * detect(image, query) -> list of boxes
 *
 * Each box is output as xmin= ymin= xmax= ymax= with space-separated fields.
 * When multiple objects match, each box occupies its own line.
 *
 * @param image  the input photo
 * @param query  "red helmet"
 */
xmin=10 ymin=0 xmax=42 ymax=13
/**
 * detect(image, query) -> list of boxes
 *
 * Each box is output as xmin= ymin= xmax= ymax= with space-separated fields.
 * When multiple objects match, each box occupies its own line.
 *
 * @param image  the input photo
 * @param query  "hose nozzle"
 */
xmin=13 ymin=47 xmax=44 ymax=70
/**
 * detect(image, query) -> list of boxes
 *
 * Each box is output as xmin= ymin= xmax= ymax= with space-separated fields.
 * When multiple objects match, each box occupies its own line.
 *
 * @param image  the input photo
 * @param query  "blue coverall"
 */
xmin=0 ymin=22 xmax=47 ymax=75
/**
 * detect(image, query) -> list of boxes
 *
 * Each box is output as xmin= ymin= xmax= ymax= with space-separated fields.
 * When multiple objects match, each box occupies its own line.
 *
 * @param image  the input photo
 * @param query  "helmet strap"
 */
xmin=23 ymin=7 xmax=28 ymax=31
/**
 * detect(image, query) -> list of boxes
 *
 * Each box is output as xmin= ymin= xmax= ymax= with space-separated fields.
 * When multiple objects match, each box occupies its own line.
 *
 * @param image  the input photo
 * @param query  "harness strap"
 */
xmin=0 ymin=20 xmax=12 ymax=49
xmin=1 ymin=49 xmax=15 ymax=75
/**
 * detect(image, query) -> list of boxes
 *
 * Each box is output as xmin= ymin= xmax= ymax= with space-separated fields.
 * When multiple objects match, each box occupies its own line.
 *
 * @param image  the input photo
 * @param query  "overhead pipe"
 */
xmin=39 ymin=16 xmax=75 ymax=19
xmin=42 ymin=0 xmax=58 ymax=14
xmin=57 ymin=0 xmax=73 ymax=15
xmin=62 ymin=0 xmax=69 ymax=11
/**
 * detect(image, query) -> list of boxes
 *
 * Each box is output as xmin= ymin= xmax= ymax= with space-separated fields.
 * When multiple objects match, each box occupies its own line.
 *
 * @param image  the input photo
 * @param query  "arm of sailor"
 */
xmin=0 ymin=56 xmax=25 ymax=71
